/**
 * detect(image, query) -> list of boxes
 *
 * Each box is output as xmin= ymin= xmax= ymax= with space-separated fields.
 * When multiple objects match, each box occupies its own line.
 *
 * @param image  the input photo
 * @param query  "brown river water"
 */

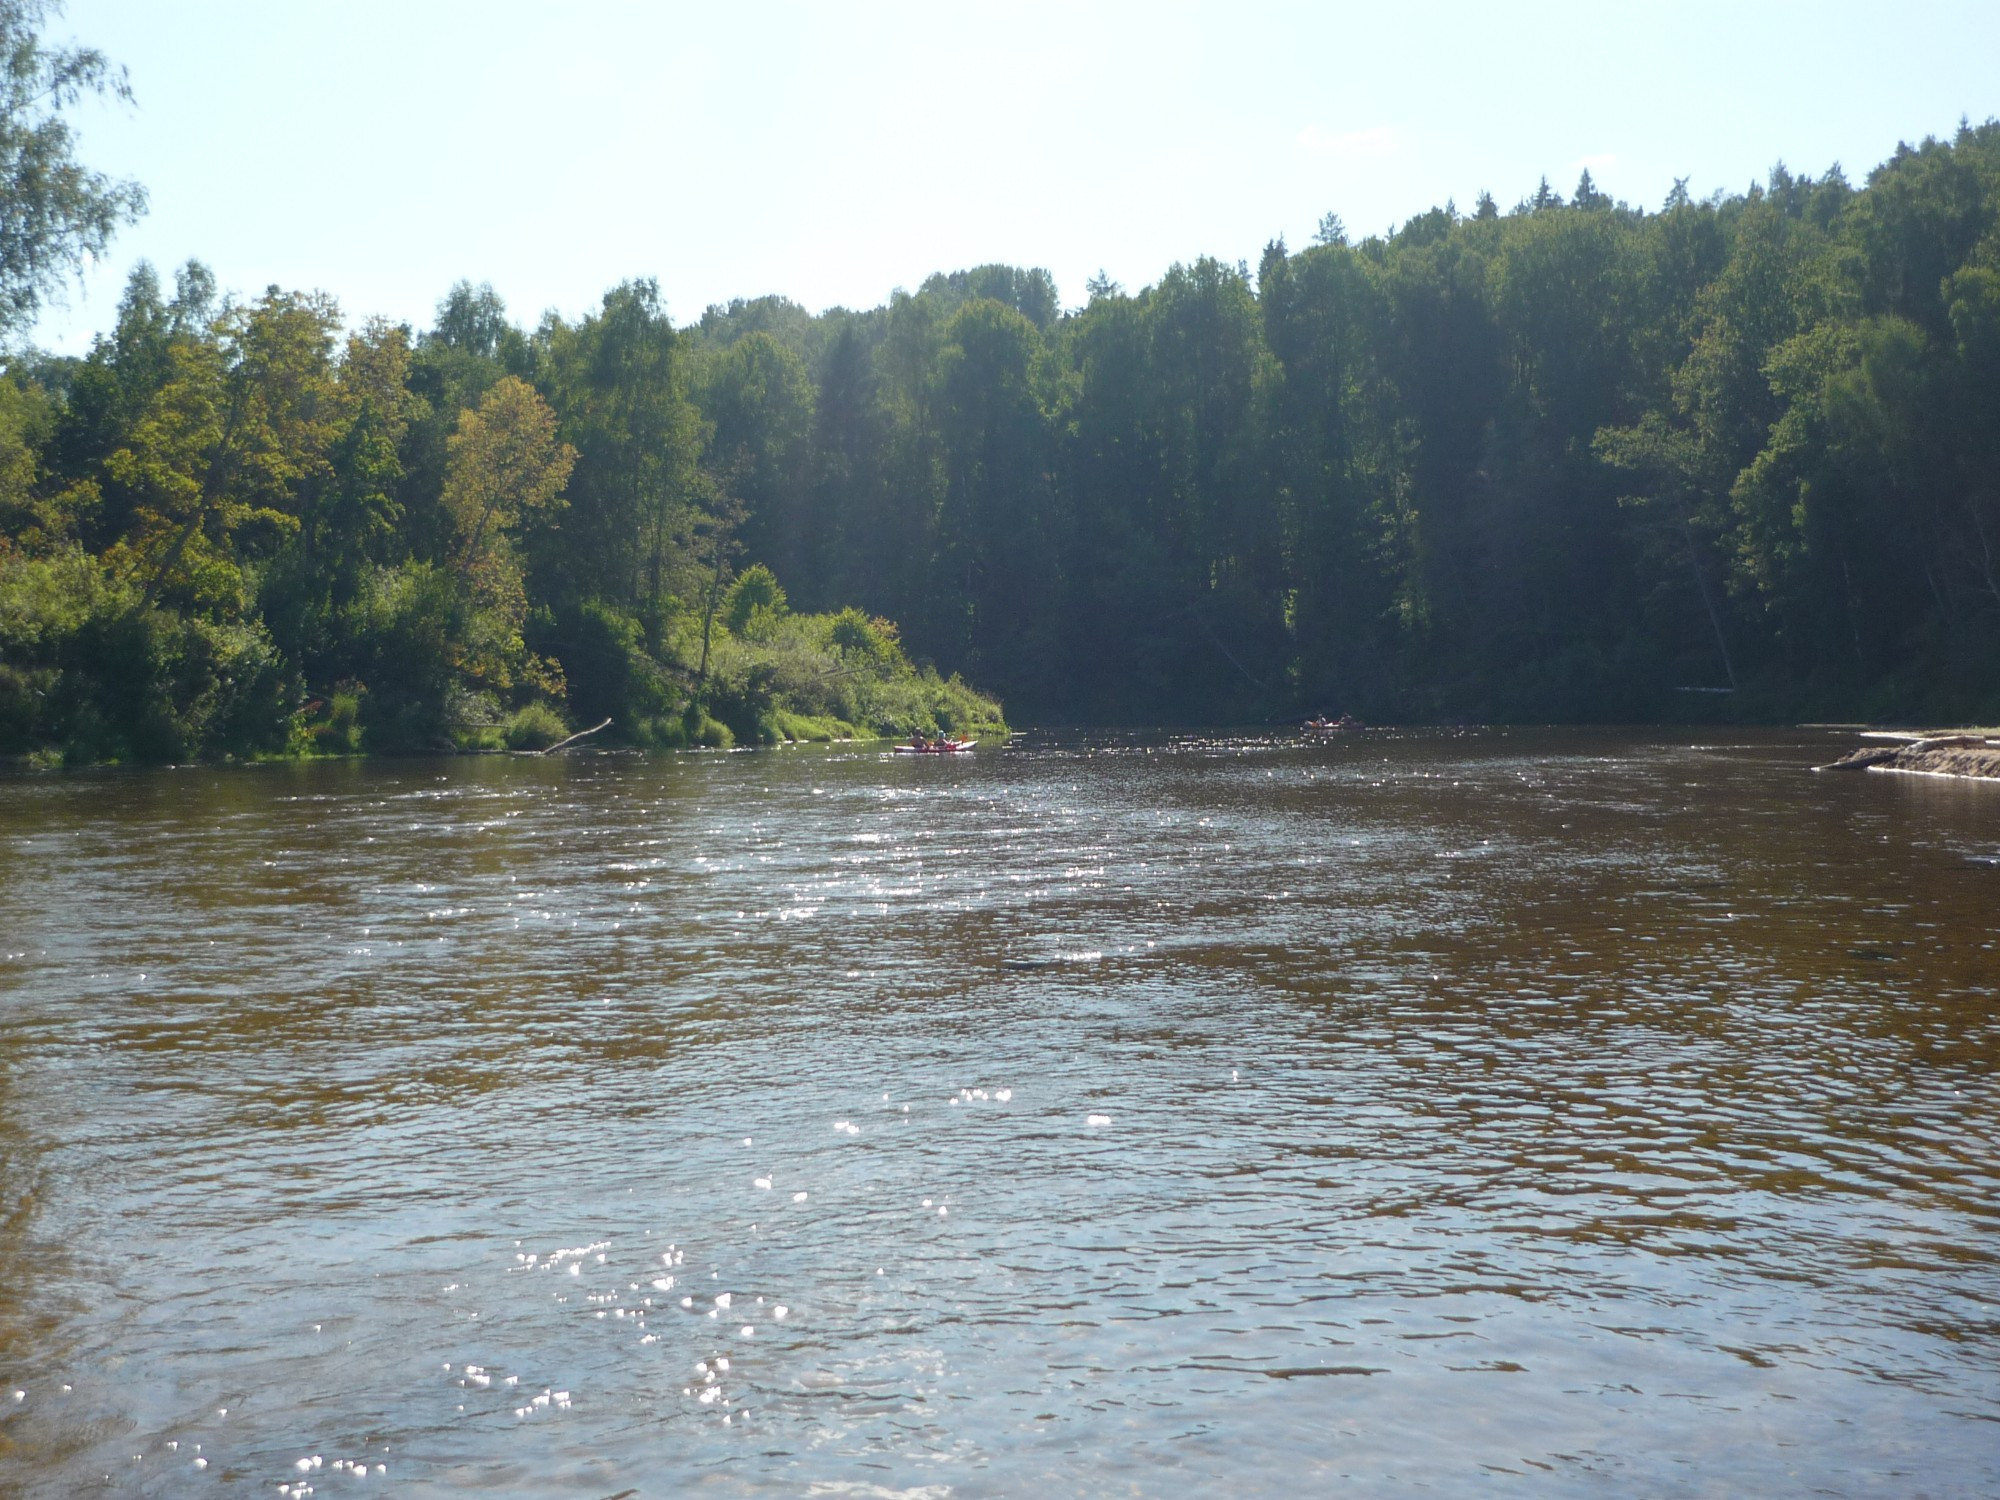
xmin=0 ymin=728 xmax=1996 ymax=1497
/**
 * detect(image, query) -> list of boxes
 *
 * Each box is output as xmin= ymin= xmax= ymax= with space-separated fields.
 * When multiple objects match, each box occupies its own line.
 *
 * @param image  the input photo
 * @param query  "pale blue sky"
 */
xmin=28 ymin=0 xmax=2000 ymax=352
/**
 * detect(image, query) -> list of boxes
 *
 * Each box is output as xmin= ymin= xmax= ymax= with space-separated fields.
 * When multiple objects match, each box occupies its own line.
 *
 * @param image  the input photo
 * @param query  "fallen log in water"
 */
xmin=540 ymin=716 xmax=613 ymax=754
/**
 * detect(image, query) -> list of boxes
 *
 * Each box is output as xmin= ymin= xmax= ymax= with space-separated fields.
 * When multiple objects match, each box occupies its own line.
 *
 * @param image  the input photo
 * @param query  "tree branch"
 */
xmin=539 ymin=717 xmax=613 ymax=755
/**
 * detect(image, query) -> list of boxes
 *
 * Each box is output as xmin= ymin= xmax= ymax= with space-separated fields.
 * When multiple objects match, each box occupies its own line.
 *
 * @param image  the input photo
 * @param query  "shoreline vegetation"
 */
xmin=0 ymin=551 xmax=1009 ymax=766
xmin=2 ymin=57 xmax=1998 ymax=764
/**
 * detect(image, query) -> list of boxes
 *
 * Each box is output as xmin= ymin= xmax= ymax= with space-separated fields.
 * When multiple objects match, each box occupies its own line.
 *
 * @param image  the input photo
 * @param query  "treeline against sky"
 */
xmin=4 ymin=122 xmax=1999 ymax=759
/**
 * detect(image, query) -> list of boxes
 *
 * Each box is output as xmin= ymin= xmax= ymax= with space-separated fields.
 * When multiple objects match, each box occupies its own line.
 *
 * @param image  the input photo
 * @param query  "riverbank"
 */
xmin=1826 ymin=730 xmax=2000 ymax=780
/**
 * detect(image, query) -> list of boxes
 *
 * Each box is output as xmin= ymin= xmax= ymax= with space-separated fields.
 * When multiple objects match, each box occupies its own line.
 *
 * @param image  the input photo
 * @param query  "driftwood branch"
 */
xmin=539 ymin=716 xmax=613 ymax=755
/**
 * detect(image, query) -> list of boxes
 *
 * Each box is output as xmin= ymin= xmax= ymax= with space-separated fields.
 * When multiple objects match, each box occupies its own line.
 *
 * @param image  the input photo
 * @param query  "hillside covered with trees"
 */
xmin=2 ymin=94 xmax=1998 ymax=757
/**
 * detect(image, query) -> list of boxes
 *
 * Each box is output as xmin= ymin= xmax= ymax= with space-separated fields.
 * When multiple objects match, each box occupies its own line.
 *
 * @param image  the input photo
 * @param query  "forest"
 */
xmin=3 ymin=86 xmax=1998 ymax=758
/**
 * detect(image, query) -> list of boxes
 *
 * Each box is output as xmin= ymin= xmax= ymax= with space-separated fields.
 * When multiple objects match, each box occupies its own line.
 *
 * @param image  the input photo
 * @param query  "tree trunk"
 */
xmin=697 ymin=544 xmax=725 ymax=688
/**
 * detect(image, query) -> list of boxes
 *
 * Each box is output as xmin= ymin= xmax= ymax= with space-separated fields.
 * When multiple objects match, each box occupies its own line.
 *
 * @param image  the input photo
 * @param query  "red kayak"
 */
xmin=893 ymin=739 xmax=976 ymax=754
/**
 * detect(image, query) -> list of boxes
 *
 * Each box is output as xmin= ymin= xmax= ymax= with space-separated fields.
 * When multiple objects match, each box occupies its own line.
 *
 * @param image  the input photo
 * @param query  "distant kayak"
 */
xmin=1302 ymin=715 xmax=1363 ymax=735
xmin=893 ymin=739 xmax=977 ymax=754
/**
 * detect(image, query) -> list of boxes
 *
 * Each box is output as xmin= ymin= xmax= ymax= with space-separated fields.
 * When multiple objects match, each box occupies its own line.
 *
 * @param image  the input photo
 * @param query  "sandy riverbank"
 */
xmin=1825 ymin=731 xmax=2000 ymax=780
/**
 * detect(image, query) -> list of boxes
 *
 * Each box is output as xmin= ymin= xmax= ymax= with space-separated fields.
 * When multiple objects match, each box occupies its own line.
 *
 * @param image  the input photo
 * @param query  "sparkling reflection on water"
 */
xmin=0 ymin=728 xmax=1996 ymax=1497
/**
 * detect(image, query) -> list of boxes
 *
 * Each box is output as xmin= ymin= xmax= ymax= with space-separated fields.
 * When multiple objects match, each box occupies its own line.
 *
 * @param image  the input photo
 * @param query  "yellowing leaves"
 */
xmin=444 ymin=376 xmax=574 ymax=577
xmin=441 ymin=376 xmax=575 ymax=692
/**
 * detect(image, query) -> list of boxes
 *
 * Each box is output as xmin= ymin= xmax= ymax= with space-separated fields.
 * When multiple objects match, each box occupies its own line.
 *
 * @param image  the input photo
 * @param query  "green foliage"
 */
xmin=698 ymin=333 xmax=814 ymax=593
xmin=675 ymin=583 xmax=1005 ymax=745
xmin=0 ymin=545 xmax=294 ymax=759
xmin=683 ymin=705 xmax=733 ymax=749
xmin=770 ymin=708 xmax=857 ymax=742
xmin=313 ymin=687 xmax=363 ymax=754
xmin=554 ymin=597 xmax=678 ymax=730
xmin=0 ymin=0 xmax=146 ymax=337
xmin=722 ymin=562 xmax=786 ymax=637
xmin=345 ymin=560 xmax=460 ymax=752
xmin=9 ymin=123 xmax=2000 ymax=757
xmin=534 ymin=279 xmax=703 ymax=614
xmin=502 ymin=699 xmax=568 ymax=750
xmin=0 ymin=544 xmax=103 ymax=750
xmin=827 ymin=606 xmax=897 ymax=664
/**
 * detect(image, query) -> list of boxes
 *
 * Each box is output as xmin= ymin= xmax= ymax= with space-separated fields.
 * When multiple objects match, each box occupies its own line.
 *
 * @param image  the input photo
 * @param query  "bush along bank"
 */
xmin=0 ymin=547 xmax=1003 ymax=764
xmin=547 ymin=566 xmax=1007 ymax=753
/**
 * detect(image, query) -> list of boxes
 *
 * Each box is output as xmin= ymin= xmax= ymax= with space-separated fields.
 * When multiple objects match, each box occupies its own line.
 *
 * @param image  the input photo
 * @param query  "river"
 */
xmin=1 ymin=728 xmax=1996 ymax=1497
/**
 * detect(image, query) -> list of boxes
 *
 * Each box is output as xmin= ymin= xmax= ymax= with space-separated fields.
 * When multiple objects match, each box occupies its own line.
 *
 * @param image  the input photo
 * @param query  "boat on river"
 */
xmin=1302 ymin=715 xmax=1363 ymax=736
xmin=893 ymin=738 xmax=976 ymax=754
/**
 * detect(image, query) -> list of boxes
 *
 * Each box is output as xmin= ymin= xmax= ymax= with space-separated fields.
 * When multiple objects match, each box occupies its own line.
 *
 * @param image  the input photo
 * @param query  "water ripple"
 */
xmin=0 ymin=730 xmax=1996 ymax=1496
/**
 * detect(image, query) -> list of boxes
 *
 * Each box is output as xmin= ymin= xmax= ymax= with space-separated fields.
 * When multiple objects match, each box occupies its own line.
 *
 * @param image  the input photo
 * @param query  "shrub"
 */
xmin=0 ymin=547 xmax=119 ymax=753
xmin=325 ymin=688 xmax=363 ymax=752
xmin=556 ymin=598 xmax=677 ymax=731
xmin=684 ymin=705 xmax=734 ymax=748
xmin=503 ymin=701 xmax=569 ymax=750
xmin=723 ymin=563 xmax=787 ymax=638
xmin=828 ymin=607 xmax=897 ymax=665
xmin=0 ymin=544 xmax=300 ymax=763
xmin=350 ymin=562 xmax=462 ymax=751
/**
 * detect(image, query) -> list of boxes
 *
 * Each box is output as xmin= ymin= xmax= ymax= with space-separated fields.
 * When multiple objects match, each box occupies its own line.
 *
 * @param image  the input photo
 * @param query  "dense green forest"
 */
xmin=3 ymin=75 xmax=1998 ymax=757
